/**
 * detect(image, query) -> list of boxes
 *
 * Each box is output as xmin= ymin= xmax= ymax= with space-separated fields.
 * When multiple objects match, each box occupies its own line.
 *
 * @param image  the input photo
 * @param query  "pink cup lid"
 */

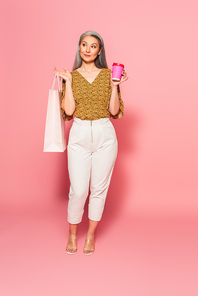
xmin=112 ymin=62 xmax=124 ymax=68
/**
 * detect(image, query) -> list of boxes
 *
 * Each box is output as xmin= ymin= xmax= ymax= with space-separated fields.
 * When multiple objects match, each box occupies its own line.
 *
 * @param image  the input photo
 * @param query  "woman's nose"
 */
xmin=86 ymin=46 xmax=90 ymax=52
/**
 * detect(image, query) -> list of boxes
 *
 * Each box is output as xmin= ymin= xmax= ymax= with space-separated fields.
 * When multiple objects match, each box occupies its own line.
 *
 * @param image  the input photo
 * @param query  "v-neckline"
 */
xmin=76 ymin=68 xmax=103 ymax=85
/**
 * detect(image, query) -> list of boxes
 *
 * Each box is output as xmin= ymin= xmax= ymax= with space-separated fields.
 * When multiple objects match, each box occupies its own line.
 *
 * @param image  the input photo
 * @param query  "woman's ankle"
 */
xmin=69 ymin=233 xmax=77 ymax=238
xmin=86 ymin=233 xmax=95 ymax=239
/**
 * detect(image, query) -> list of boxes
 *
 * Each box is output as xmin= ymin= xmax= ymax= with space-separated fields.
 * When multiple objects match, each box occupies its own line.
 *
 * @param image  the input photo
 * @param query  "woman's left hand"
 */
xmin=111 ymin=69 xmax=129 ymax=87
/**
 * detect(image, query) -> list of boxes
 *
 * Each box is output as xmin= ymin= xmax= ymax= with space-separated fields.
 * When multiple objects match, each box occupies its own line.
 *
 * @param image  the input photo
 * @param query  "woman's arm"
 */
xmin=53 ymin=67 xmax=75 ymax=116
xmin=109 ymin=69 xmax=128 ymax=116
xmin=109 ymin=85 xmax=120 ymax=116
xmin=62 ymin=80 xmax=75 ymax=116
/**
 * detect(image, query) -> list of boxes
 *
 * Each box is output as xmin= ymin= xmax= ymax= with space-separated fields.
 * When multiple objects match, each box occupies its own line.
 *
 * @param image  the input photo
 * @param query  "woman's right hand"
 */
xmin=53 ymin=66 xmax=72 ymax=83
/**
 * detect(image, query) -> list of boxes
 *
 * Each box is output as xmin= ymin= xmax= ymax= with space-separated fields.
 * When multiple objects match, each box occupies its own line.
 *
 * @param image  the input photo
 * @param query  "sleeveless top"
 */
xmin=61 ymin=68 xmax=124 ymax=121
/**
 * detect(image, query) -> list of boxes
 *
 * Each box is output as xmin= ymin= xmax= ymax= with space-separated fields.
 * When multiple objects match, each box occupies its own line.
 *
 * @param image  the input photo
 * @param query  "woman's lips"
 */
xmin=84 ymin=54 xmax=90 ymax=57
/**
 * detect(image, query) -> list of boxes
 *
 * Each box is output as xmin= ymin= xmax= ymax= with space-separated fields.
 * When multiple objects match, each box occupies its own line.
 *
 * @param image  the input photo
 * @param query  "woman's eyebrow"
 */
xmin=82 ymin=41 xmax=97 ymax=45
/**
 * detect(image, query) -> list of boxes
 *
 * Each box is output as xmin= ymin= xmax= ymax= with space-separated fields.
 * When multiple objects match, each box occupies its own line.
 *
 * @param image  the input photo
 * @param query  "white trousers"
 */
xmin=67 ymin=117 xmax=118 ymax=224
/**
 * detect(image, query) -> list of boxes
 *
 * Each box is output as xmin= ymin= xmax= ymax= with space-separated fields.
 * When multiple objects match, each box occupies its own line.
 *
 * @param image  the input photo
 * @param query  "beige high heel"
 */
xmin=66 ymin=236 xmax=77 ymax=255
xmin=83 ymin=237 xmax=95 ymax=255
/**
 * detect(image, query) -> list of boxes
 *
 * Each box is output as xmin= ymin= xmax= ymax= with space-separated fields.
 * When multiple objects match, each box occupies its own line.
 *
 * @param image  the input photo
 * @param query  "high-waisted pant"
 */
xmin=67 ymin=117 xmax=118 ymax=224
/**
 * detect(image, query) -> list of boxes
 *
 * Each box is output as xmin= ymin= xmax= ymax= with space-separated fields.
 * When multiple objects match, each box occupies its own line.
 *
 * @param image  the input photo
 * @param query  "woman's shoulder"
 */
xmin=71 ymin=69 xmax=77 ymax=75
xmin=102 ymin=68 xmax=111 ymax=78
xmin=100 ymin=68 xmax=111 ymax=81
xmin=100 ymin=68 xmax=111 ymax=77
xmin=70 ymin=70 xmax=80 ymax=81
xmin=102 ymin=68 xmax=111 ymax=73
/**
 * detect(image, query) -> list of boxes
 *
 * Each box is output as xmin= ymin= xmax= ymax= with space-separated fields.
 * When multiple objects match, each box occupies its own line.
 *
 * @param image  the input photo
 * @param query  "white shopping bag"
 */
xmin=43 ymin=75 xmax=66 ymax=152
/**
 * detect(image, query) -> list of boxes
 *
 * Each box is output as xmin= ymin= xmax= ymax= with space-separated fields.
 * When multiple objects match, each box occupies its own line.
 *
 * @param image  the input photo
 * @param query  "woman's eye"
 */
xmin=82 ymin=44 xmax=86 ymax=46
xmin=91 ymin=46 xmax=96 ymax=48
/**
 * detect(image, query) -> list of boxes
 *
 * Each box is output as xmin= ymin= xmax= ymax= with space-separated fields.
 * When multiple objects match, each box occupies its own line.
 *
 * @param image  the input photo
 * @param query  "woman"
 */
xmin=54 ymin=30 xmax=128 ymax=255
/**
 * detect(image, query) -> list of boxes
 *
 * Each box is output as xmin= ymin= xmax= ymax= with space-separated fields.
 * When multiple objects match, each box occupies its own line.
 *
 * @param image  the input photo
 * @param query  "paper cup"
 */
xmin=112 ymin=63 xmax=124 ymax=81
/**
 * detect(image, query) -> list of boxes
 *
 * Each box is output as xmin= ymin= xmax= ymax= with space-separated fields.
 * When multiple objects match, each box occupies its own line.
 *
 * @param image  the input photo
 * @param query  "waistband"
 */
xmin=74 ymin=117 xmax=109 ymax=126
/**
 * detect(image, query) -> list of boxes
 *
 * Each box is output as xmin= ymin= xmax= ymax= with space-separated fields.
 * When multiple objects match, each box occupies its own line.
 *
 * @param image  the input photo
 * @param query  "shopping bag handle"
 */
xmin=51 ymin=75 xmax=62 ymax=91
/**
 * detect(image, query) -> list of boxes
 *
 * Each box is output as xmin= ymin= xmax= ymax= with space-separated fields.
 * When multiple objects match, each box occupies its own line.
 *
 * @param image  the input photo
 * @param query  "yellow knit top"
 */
xmin=61 ymin=68 xmax=124 ymax=121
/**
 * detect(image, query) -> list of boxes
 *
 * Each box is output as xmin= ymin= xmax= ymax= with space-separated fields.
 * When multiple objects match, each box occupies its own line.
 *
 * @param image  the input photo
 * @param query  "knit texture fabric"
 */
xmin=61 ymin=68 xmax=124 ymax=121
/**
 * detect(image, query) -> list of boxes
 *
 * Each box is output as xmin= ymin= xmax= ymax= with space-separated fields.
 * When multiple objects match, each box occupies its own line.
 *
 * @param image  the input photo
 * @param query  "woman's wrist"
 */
xmin=65 ymin=80 xmax=72 ymax=87
xmin=111 ymin=84 xmax=118 ymax=93
xmin=111 ymin=83 xmax=118 ymax=89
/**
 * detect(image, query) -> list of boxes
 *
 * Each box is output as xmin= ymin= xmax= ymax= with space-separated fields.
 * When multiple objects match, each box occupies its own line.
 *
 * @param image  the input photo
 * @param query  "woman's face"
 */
xmin=79 ymin=35 xmax=102 ymax=63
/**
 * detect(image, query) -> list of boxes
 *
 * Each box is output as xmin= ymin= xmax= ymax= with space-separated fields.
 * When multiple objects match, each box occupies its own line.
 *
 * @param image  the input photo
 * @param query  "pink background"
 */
xmin=1 ymin=0 xmax=198 ymax=295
